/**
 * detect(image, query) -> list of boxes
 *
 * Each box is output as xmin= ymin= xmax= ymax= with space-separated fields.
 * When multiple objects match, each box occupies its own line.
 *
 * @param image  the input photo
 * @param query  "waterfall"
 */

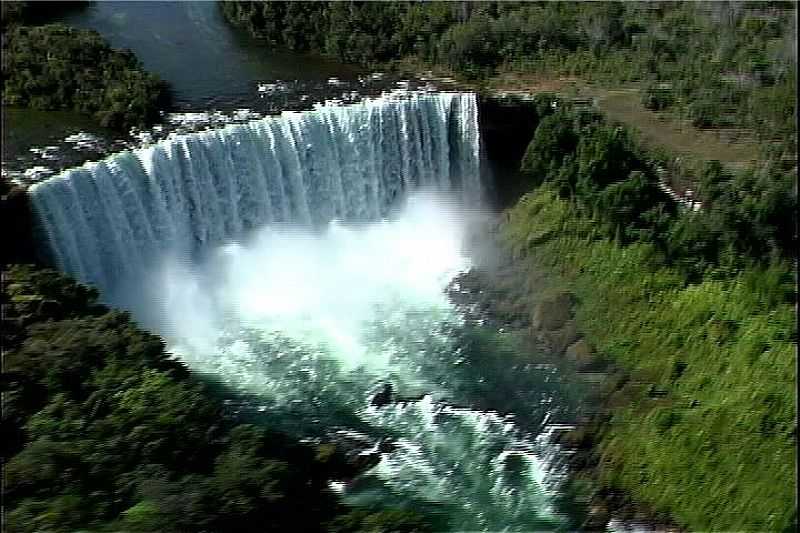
xmin=25 ymin=91 xmax=576 ymax=531
xmin=29 ymin=92 xmax=482 ymax=294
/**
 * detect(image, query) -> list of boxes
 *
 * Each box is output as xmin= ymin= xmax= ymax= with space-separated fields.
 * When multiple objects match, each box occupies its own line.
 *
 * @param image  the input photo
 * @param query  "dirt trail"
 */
xmin=484 ymin=73 xmax=761 ymax=171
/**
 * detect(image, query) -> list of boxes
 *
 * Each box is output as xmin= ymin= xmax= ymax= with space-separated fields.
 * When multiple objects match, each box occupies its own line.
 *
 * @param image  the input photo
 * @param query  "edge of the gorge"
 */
xmin=453 ymin=213 xmax=684 ymax=532
xmin=477 ymin=182 xmax=795 ymax=532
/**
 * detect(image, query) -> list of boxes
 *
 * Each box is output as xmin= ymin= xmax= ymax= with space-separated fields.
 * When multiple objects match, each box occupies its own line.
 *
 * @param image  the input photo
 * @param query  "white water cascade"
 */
xmin=26 ymin=91 xmax=577 ymax=530
xmin=29 ymin=92 xmax=481 ymax=295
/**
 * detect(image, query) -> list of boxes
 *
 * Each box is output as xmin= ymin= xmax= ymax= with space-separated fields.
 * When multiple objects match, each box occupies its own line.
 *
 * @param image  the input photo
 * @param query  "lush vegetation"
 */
xmin=504 ymin=188 xmax=796 ymax=532
xmin=221 ymin=1 xmax=796 ymax=156
xmin=500 ymin=94 xmax=796 ymax=531
xmin=517 ymin=95 xmax=796 ymax=279
xmin=3 ymin=2 xmax=794 ymax=530
xmin=1 ymin=265 xmax=431 ymax=532
xmin=2 ymin=2 xmax=169 ymax=130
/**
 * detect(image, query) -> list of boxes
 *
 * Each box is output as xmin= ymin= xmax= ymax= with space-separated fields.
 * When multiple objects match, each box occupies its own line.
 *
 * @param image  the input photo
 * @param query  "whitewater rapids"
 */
xmin=28 ymin=92 xmax=576 ymax=531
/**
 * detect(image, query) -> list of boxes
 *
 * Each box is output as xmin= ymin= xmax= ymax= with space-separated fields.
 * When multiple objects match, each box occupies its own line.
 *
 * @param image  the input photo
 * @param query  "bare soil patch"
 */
xmin=485 ymin=73 xmax=762 ymax=170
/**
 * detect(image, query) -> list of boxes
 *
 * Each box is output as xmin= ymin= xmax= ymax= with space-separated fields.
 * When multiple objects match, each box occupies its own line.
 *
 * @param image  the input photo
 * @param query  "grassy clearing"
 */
xmin=592 ymin=89 xmax=761 ymax=169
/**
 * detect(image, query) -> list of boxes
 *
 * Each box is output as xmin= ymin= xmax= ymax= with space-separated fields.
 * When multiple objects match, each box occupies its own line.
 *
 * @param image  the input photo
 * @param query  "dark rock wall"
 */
xmin=1 ymin=183 xmax=38 ymax=266
xmin=477 ymin=96 xmax=540 ymax=210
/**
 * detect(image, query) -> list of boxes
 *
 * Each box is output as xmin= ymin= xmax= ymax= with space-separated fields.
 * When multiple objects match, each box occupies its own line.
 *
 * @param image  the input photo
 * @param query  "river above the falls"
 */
xmin=3 ymin=1 xmax=367 ymax=176
xmin=56 ymin=1 xmax=362 ymax=110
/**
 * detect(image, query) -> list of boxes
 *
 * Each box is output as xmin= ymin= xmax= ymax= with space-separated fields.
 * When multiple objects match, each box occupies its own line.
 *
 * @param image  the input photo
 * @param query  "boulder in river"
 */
xmin=370 ymin=382 xmax=427 ymax=408
xmin=541 ymin=319 xmax=580 ymax=355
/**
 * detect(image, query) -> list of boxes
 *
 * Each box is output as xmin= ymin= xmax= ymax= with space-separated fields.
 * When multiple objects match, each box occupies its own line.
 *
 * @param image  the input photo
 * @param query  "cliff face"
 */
xmin=1 ymin=184 xmax=38 ymax=266
xmin=477 ymin=96 xmax=540 ymax=210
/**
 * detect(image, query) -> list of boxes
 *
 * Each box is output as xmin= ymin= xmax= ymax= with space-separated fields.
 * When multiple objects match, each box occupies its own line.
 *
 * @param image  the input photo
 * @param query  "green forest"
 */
xmin=504 ymin=94 xmax=796 ymax=531
xmin=517 ymin=98 xmax=795 ymax=276
xmin=221 ymin=0 xmax=796 ymax=156
xmin=1 ymin=1 xmax=169 ymax=130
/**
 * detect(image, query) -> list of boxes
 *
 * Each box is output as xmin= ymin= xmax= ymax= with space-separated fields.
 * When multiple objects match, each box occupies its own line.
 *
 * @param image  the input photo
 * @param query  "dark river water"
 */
xmin=2 ymin=1 xmax=363 ymax=174
xmin=58 ymin=1 xmax=361 ymax=110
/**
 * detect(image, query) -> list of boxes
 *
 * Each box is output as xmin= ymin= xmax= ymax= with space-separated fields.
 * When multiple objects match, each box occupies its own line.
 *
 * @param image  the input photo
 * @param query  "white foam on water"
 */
xmin=158 ymin=190 xmax=471 ymax=375
xmin=27 ymin=91 xmax=573 ymax=531
xmin=30 ymin=92 xmax=482 ymax=296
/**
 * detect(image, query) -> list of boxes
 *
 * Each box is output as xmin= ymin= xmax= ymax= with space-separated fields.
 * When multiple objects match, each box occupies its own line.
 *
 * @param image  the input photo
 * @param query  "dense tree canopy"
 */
xmin=516 ymin=94 xmax=796 ymax=280
xmin=2 ymin=23 xmax=169 ymax=130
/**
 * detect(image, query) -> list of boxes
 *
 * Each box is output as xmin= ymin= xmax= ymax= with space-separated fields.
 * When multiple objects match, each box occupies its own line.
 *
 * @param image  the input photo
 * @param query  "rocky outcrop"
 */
xmin=1 ymin=184 xmax=38 ymax=266
xmin=370 ymin=382 xmax=427 ymax=408
xmin=370 ymin=382 xmax=394 ymax=407
xmin=478 ymin=95 xmax=542 ymax=209
xmin=531 ymin=291 xmax=575 ymax=331
xmin=566 ymin=339 xmax=594 ymax=366
xmin=323 ymin=431 xmax=398 ymax=478
xmin=446 ymin=268 xmax=531 ymax=330
xmin=538 ymin=319 xmax=580 ymax=355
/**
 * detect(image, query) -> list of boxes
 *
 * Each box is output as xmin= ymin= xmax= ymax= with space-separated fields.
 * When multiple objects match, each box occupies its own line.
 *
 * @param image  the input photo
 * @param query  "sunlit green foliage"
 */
xmin=518 ymin=99 xmax=795 ymax=278
xmin=503 ymin=187 xmax=796 ymax=532
xmin=506 ymin=94 xmax=795 ymax=530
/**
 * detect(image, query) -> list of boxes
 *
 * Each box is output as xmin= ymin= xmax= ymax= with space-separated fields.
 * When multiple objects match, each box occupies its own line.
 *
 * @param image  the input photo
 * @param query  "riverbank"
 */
xmin=453 ymin=215 xmax=681 ymax=532
xmin=493 ymin=183 xmax=795 ymax=531
xmin=442 ymin=65 xmax=796 ymax=528
xmin=453 ymin=171 xmax=796 ymax=531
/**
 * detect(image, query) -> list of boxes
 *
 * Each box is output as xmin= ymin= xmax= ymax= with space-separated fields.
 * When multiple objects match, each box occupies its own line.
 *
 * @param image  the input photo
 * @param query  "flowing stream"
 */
xmin=29 ymin=92 xmax=582 ymax=531
xmin=57 ymin=1 xmax=361 ymax=110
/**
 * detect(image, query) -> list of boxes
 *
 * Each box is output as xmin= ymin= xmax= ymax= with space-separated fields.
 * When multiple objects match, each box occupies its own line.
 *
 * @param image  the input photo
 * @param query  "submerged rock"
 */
xmin=322 ymin=430 xmax=399 ymax=479
xmin=370 ymin=382 xmax=427 ymax=408
xmin=377 ymin=437 xmax=398 ymax=454
xmin=370 ymin=382 xmax=394 ymax=407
